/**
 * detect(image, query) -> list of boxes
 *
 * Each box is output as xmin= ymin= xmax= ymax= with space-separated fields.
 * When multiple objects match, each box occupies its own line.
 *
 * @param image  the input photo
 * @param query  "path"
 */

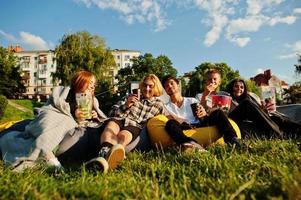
xmin=8 ymin=100 xmax=32 ymax=113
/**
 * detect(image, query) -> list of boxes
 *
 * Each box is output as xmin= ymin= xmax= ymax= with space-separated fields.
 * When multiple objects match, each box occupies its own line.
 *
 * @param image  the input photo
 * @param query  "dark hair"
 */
xmin=161 ymin=75 xmax=179 ymax=88
xmin=226 ymin=78 xmax=248 ymax=101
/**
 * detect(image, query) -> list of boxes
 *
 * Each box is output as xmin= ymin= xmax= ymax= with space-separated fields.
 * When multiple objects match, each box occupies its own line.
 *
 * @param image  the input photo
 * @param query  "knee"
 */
xmin=165 ymin=119 xmax=181 ymax=130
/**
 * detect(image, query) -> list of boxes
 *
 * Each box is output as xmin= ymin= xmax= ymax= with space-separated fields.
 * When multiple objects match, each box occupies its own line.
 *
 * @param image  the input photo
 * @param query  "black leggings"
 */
xmin=165 ymin=109 xmax=237 ymax=145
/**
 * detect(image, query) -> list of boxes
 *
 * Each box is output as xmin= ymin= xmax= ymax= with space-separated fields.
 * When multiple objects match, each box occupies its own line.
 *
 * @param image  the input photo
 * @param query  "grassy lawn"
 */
xmin=0 ymin=100 xmax=44 ymax=123
xmin=0 ymin=100 xmax=300 ymax=199
xmin=10 ymin=99 xmax=44 ymax=110
xmin=0 ymin=104 xmax=34 ymax=123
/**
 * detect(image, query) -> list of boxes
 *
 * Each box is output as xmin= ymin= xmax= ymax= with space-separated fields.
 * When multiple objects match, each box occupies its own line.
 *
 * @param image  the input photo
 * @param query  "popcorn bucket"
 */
xmin=211 ymin=95 xmax=232 ymax=113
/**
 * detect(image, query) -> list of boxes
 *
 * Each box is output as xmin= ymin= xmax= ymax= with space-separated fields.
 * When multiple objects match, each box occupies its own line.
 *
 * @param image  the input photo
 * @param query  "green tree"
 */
xmin=245 ymin=80 xmax=260 ymax=96
xmin=185 ymin=62 xmax=240 ymax=96
xmin=295 ymin=54 xmax=301 ymax=74
xmin=0 ymin=46 xmax=25 ymax=98
xmin=284 ymin=81 xmax=301 ymax=103
xmin=53 ymin=31 xmax=116 ymax=86
xmin=115 ymin=53 xmax=177 ymax=95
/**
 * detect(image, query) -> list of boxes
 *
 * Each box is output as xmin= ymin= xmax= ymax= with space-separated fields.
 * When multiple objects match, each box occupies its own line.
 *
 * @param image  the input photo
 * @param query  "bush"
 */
xmin=0 ymin=95 xmax=8 ymax=120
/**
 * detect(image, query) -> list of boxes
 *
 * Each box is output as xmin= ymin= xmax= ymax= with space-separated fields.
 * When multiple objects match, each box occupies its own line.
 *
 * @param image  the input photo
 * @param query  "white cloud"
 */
xmin=293 ymin=8 xmax=301 ymax=14
xmin=256 ymin=68 xmax=265 ymax=74
xmin=19 ymin=32 xmax=49 ymax=50
xmin=0 ymin=30 xmax=17 ymax=41
xmin=75 ymin=0 xmax=299 ymax=46
xmin=268 ymin=15 xmax=296 ymax=26
xmin=77 ymin=0 xmax=169 ymax=32
xmin=279 ymin=40 xmax=301 ymax=60
xmin=0 ymin=30 xmax=51 ymax=50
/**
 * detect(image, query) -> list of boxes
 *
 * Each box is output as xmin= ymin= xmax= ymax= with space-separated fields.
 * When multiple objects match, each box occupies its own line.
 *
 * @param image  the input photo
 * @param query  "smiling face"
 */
xmin=87 ymin=76 xmax=96 ymax=95
xmin=232 ymin=81 xmax=245 ymax=98
xmin=142 ymin=78 xmax=155 ymax=99
xmin=206 ymin=72 xmax=221 ymax=90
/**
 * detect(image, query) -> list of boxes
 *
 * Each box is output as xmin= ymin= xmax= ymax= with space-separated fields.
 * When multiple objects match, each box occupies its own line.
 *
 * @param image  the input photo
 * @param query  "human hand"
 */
xmin=126 ymin=94 xmax=139 ymax=108
xmin=205 ymin=83 xmax=217 ymax=94
xmin=75 ymin=108 xmax=86 ymax=122
xmin=196 ymin=105 xmax=207 ymax=119
xmin=91 ymin=110 xmax=98 ymax=119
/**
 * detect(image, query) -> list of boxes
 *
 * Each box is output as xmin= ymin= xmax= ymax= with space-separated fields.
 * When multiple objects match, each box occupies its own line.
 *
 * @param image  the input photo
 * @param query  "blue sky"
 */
xmin=1 ymin=0 xmax=301 ymax=84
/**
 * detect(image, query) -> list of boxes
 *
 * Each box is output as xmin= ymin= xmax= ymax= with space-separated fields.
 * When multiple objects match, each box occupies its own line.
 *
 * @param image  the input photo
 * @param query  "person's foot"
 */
xmin=228 ymin=137 xmax=242 ymax=149
xmin=180 ymin=141 xmax=207 ymax=153
xmin=85 ymin=157 xmax=109 ymax=173
xmin=99 ymin=144 xmax=125 ymax=170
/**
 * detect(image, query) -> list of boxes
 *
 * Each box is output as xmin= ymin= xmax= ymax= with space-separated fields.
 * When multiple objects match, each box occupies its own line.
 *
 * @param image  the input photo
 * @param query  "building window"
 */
xmin=117 ymin=55 xmax=120 ymax=59
xmin=124 ymin=55 xmax=130 ymax=60
xmin=34 ymin=72 xmax=37 ymax=77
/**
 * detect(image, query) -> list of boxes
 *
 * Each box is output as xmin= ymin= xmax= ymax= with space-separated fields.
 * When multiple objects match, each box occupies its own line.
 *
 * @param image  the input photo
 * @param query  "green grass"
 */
xmin=0 ymin=104 xmax=34 ymax=123
xmin=0 ymin=101 xmax=301 ymax=199
xmin=10 ymin=99 xmax=44 ymax=110
xmin=0 ymin=100 xmax=44 ymax=123
xmin=0 ymin=140 xmax=300 ymax=199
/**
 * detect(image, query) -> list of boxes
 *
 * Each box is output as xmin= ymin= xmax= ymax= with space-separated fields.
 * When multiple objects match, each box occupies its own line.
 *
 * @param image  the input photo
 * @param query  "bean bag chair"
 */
xmin=147 ymin=115 xmax=241 ymax=148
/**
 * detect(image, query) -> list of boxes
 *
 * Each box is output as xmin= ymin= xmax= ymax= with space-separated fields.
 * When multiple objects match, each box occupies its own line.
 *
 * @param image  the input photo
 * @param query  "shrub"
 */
xmin=0 ymin=95 xmax=8 ymax=119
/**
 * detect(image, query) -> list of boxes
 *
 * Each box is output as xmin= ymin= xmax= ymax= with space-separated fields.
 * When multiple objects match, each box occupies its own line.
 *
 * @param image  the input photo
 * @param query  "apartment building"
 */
xmin=8 ymin=46 xmax=140 ymax=98
xmin=8 ymin=45 xmax=57 ymax=99
xmin=111 ymin=49 xmax=141 ymax=83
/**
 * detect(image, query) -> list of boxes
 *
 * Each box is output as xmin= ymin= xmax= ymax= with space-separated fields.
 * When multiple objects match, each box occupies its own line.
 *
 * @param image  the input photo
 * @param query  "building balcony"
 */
xmin=39 ymin=59 xmax=47 ymax=64
xmin=38 ymin=73 xmax=47 ymax=79
xmin=22 ymin=74 xmax=30 ymax=80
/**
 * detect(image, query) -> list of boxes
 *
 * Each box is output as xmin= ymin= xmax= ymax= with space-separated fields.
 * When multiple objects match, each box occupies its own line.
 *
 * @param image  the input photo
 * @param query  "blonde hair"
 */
xmin=139 ymin=74 xmax=163 ymax=97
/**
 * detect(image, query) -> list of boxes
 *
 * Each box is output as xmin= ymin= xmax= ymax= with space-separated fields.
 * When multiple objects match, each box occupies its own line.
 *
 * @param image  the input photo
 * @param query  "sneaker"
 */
xmin=85 ymin=157 xmax=109 ymax=173
xmin=47 ymin=157 xmax=63 ymax=169
xmin=181 ymin=141 xmax=207 ymax=153
xmin=99 ymin=144 xmax=125 ymax=170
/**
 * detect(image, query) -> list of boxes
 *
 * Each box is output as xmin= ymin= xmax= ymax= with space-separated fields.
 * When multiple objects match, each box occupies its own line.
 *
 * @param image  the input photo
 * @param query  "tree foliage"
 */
xmin=295 ymin=54 xmax=301 ymax=74
xmin=185 ymin=62 xmax=240 ymax=96
xmin=284 ymin=81 xmax=301 ymax=103
xmin=53 ymin=31 xmax=116 ymax=86
xmin=115 ymin=53 xmax=177 ymax=94
xmin=0 ymin=46 xmax=25 ymax=98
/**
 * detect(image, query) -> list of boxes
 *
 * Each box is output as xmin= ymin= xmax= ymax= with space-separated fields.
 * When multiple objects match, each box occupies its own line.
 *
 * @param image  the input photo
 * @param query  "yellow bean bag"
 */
xmin=147 ymin=115 xmax=241 ymax=148
xmin=0 ymin=120 xmax=20 ymax=132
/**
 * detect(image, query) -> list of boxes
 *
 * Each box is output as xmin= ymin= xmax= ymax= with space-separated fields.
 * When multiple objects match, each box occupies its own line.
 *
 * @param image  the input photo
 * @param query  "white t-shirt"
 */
xmin=165 ymin=97 xmax=199 ymax=125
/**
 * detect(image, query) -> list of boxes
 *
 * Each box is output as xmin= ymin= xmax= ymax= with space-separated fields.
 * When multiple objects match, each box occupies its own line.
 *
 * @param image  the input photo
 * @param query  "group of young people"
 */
xmin=1 ymin=69 xmax=300 ymax=173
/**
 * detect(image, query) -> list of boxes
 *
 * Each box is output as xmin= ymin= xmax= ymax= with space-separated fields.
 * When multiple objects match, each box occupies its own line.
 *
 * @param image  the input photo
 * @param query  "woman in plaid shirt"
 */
xmin=86 ymin=74 xmax=167 ymax=171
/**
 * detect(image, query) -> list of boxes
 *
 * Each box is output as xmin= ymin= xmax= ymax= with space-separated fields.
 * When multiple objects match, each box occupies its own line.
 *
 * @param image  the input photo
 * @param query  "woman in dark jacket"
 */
xmin=226 ymin=78 xmax=301 ymax=139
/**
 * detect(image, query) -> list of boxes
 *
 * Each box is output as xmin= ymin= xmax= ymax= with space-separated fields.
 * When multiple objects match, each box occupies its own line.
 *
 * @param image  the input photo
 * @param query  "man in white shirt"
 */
xmin=162 ymin=75 xmax=241 ymax=150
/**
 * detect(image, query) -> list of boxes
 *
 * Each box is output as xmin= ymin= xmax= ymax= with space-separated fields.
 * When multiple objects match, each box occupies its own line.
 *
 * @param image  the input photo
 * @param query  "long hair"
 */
xmin=139 ymin=74 xmax=164 ymax=97
xmin=70 ymin=71 xmax=95 ymax=93
xmin=226 ymin=78 xmax=248 ymax=101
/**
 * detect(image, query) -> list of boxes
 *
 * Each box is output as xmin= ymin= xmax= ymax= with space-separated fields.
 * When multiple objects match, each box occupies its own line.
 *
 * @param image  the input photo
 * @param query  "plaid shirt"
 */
xmin=109 ymin=97 xmax=167 ymax=129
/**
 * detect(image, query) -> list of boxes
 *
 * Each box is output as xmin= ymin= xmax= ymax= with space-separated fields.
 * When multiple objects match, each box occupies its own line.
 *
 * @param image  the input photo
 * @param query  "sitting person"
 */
xmin=161 ymin=75 xmax=241 ymax=151
xmin=85 ymin=74 xmax=168 ymax=171
xmin=195 ymin=68 xmax=229 ymax=110
xmin=226 ymin=78 xmax=301 ymax=139
xmin=0 ymin=70 xmax=108 ymax=172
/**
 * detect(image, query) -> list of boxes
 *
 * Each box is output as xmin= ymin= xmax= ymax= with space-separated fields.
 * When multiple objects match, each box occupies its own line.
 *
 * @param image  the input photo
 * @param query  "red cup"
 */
xmin=211 ymin=95 xmax=232 ymax=112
